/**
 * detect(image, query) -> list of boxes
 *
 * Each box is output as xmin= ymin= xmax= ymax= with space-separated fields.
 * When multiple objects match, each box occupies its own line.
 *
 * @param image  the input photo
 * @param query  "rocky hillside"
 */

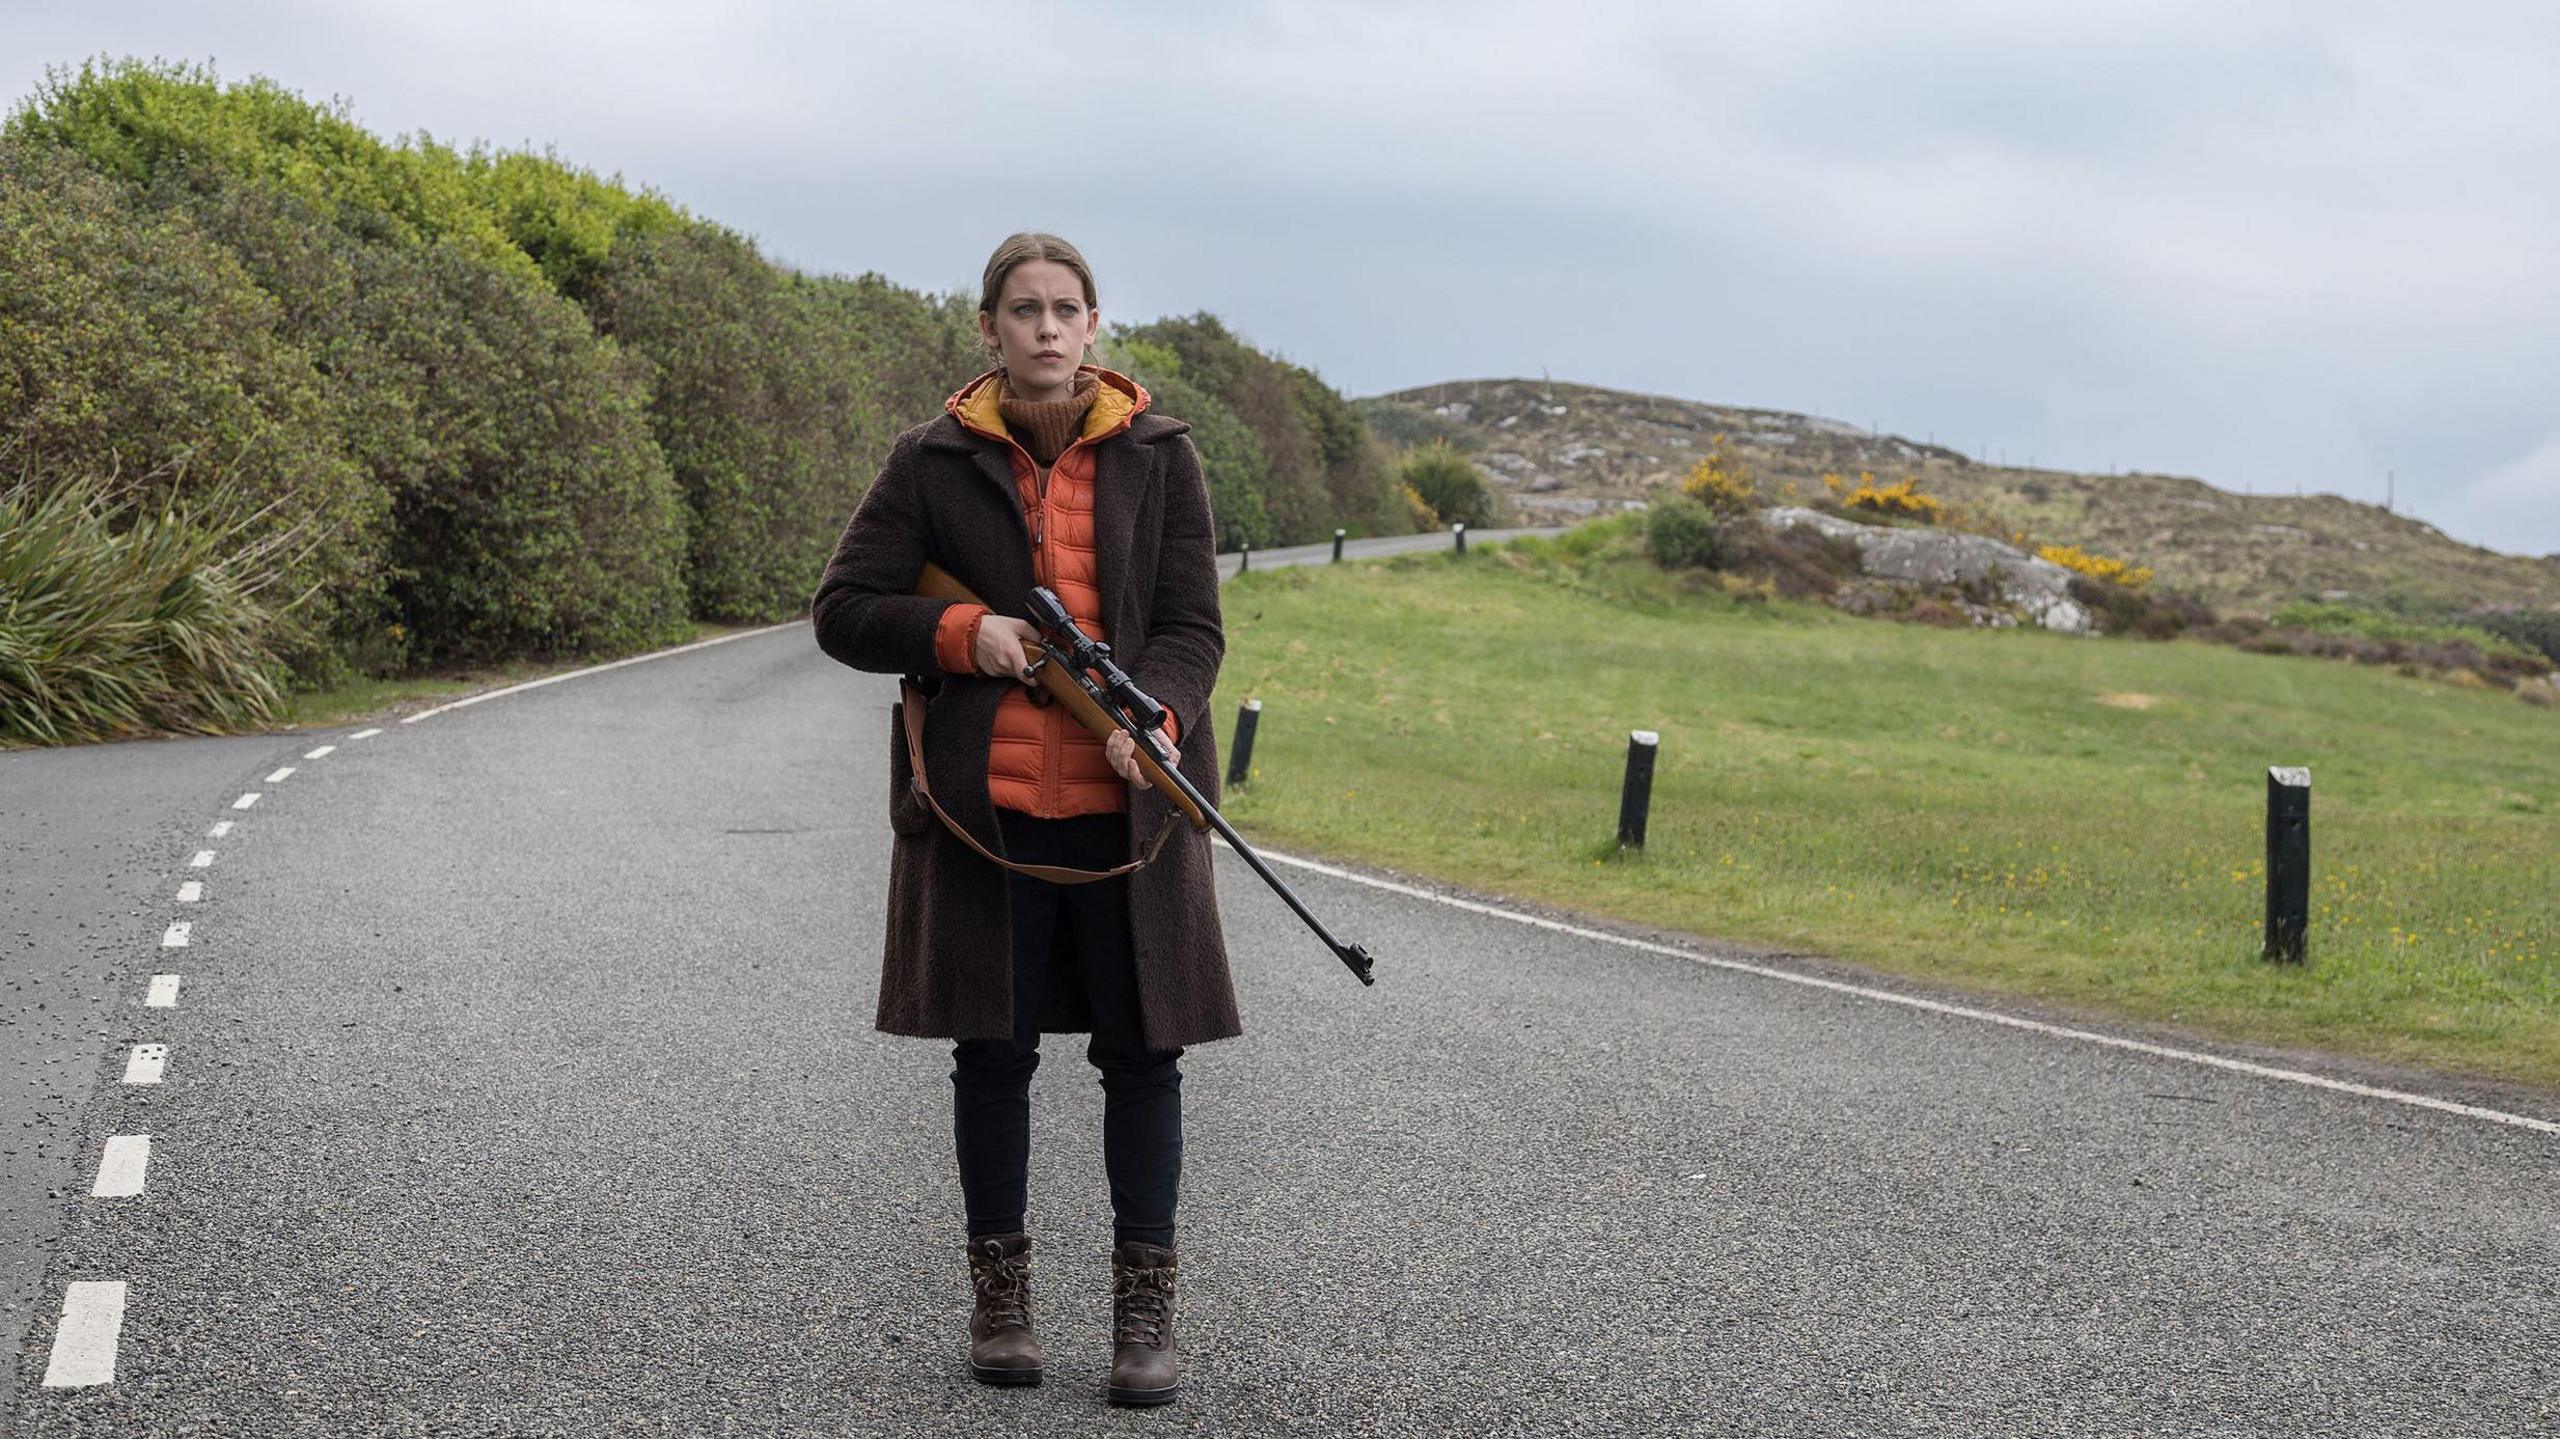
xmin=1359 ymin=378 xmax=2560 ymax=618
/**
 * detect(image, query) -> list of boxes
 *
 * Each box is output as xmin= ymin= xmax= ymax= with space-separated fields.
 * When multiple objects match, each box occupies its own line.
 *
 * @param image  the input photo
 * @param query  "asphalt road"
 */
xmin=4 ymin=530 xmax=2555 ymax=1436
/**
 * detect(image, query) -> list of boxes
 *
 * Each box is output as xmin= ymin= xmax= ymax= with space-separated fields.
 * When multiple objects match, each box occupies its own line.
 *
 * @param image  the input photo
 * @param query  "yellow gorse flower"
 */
xmin=1680 ymin=434 xmax=1758 ymax=513
xmin=2038 ymin=543 xmax=2154 ymax=589
xmin=1827 ymin=470 xmax=1944 ymax=521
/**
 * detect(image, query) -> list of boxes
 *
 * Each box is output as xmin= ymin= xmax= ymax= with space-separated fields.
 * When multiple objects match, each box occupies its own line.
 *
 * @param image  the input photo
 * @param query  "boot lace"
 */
xmin=971 ymin=1243 xmax=1032 ymax=1334
xmin=1113 ymin=1259 xmax=1175 ymax=1348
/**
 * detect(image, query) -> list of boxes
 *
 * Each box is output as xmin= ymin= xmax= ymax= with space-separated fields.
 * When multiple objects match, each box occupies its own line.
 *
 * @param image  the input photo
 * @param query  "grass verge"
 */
xmin=1210 ymin=523 xmax=2559 ymax=1092
xmin=271 ymin=620 xmax=780 ymax=732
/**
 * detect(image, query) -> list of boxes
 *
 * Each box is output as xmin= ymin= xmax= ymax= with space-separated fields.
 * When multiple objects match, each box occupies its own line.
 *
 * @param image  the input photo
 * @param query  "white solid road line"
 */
xmin=159 ymin=922 xmax=190 ymax=948
xmin=189 ymin=850 xmax=214 ymax=868
xmin=349 ymin=727 xmax=383 ymax=740
xmin=207 ymin=821 xmax=232 ymax=838
xmin=91 ymin=1136 xmax=150 ymax=1198
xmin=40 ymin=1281 xmax=127 ymax=1387
xmin=146 ymin=974 xmax=181 ymax=1008
xmin=1218 ymin=838 xmax=2560 ymax=1137
xmin=231 ymin=792 xmax=260 ymax=810
xmin=398 ymin=621 xmax=802 ymax=724
xmin=175 ymin=881 xmax=202 ymax=903
xmin=303 ymin=744 xmax=336 ymax=759
xmin=264 ymin=766 xmax=295 ymax=783
xmin=122 ymin=1045 xmax=167 ymax=1085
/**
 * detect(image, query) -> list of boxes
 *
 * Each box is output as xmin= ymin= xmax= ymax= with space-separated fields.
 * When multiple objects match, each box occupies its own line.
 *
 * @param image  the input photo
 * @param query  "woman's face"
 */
xmin=980 ymin=259 xmax=1099 ymax=402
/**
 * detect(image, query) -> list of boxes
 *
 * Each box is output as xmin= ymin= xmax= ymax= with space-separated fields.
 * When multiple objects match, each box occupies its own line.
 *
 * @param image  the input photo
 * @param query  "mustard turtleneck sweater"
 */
xmin=996 ymin=368 xmax=1100 ymax=467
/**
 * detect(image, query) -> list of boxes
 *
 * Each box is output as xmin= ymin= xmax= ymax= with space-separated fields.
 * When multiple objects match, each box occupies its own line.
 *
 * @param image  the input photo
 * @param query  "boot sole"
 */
xmin=1106 ymin=1381 xmax=1179 ymax=1405
xmin=970 ymin=1363 xmax=1043 ymax=1386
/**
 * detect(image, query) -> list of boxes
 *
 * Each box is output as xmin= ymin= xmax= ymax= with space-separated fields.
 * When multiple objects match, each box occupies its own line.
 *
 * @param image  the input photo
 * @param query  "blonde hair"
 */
xmin=978 ymin=232 xmax=1099 ymax=367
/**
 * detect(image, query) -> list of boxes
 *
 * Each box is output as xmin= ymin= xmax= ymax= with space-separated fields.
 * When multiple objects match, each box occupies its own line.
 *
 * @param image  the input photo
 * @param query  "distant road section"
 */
xmin=1218 ymin=525 xmax=1570 ymax=578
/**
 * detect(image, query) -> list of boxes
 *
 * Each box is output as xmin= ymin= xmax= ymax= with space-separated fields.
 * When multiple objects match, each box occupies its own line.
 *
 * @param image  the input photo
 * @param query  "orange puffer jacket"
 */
xmin=926 ymin=364 xmax=1182 ymax=818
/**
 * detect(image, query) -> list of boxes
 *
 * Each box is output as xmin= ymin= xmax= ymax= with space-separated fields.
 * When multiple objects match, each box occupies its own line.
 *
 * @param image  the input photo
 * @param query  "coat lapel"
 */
xmin=1091 ymin=432 xmax=1150 ymax=641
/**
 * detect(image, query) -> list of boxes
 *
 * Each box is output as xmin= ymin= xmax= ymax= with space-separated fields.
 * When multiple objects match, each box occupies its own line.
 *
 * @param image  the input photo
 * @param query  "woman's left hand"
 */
xmin=1105 ymin=729 xmax=1179 ymax=789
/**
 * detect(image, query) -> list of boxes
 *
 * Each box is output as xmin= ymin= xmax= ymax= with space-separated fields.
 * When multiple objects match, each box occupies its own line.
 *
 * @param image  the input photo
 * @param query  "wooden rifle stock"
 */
xmin=913 ymin=561 xmax=1207 ymax=829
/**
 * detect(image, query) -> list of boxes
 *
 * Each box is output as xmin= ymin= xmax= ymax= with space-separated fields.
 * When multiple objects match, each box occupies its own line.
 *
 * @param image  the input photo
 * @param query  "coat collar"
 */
xmin=919 ymin=365 xmax=1188 ymax=455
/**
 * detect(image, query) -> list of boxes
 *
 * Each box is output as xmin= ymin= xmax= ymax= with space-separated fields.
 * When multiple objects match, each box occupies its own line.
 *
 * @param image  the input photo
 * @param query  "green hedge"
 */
xmin=0 ymin=56 xmax=1415 ymax=741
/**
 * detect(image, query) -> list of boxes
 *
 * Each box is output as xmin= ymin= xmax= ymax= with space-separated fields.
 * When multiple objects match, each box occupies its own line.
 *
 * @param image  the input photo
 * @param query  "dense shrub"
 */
xmin=586 ymin=223 xmax=875 ymax=621
xmin=1117 ymin=313 xmax=1414 ymax=543
xmin=2467 ymin=606 xmax=2560 ymax=668
xmin=2068 ymin=576 xmax=2215 ymax=640
xmin=441 ymin=143 xmax=690 ymax=302
xmin=1 ymin=56 xmax=1425 ymax=743
xmin=2040 ymin=543 xmax=2154 ymax=589
xmin=1292 ymin=366 xmax=1408 ymax=536
xmin=1400 ymin=441 xmax=1497 ymax=529
xmin=363 ymin=241 xmax=691 ymax=664
xmin=1098 ymin=334 xmax=1273 ymax=550
xmin=1644 ymin=497 xmax=1744 ymax=570
xmin=2269 ymin=600 xmax=2542 ymax=670
xmin=8 ymin=57 xmax=531 ymax=281
xmin=1742 ymin=525 xmax=1863 ymax=599
xmin=1679 ymin=435 xmax=1757 ymax=515
xmin=1824 ymin=470 xmax=1944 ymax=522
xmin=0 ymin=138 xmax=386 ymax=683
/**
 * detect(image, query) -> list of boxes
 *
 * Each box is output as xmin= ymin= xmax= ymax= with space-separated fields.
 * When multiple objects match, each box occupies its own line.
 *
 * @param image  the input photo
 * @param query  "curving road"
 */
xmin=3 ymin=529 xmax=2555 ymax=1436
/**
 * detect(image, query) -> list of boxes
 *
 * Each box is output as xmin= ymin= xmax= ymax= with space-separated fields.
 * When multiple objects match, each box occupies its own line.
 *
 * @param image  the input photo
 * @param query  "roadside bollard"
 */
xmin=2264 ymin=766 xmax=2310 ymax=962
xmin=1239 ymin=542 xmax=1250 ymax=573
xmin=1617 ymin=730 xmax=1658 ymax=849
xmin=1454 ymin=521 xmax=1467 ymax=555
xmin=1332 ymin=528 xmax=1346 ymax=563
xmin=1226 ymin=699 xmax=1261 ymax=788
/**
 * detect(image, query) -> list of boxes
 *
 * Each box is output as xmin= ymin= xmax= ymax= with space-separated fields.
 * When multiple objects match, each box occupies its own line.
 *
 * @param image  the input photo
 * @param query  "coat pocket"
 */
xmin=887 ymin=699 xmax=931 ymax=836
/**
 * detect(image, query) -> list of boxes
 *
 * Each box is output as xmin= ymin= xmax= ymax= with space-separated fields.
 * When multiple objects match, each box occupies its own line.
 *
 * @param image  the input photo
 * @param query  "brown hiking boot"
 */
xmin=965 ymin=1231 xmax=1044 ymax=1385
xmin=1107 ymin=1239 xmax=1180 ymax=1405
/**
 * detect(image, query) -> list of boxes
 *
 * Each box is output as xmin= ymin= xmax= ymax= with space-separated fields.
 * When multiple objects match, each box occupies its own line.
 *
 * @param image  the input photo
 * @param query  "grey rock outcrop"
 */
xmin=1757 ymin=505 xmax=2094 ymax=633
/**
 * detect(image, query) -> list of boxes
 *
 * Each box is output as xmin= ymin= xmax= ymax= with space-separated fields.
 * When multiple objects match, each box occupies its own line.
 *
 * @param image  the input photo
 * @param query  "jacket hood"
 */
xmin=945 ymin=363 xmax=1149 ymax=452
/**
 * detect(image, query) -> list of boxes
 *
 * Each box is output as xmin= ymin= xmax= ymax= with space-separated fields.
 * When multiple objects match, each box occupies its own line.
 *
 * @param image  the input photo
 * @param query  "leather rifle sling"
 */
xmin=899 ymin=677 xmax=1183 ymax=884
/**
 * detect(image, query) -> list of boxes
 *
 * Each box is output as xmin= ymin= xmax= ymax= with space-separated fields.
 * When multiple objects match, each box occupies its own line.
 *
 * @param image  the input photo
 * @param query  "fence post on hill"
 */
xmin=1333 ymin=528 xmax=1346 ymax=563
xmin=1227 ymin=699 xmax=1261 ymax=789
xmin=2264 ymin=766 xmax=2311 ymax=963
xmin=1618 ymin=731 xmax=1659 ymax=849
xmin=1239 ymin=543 xmax=1250 ymax=573
xmin=1454 ymin=522 xmax=1467 ymax=556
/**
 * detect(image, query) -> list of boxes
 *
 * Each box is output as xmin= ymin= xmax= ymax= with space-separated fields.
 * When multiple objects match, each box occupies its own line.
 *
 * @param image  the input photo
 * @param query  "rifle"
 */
xmin=914 ymin=561 xmax=1378 ymax=986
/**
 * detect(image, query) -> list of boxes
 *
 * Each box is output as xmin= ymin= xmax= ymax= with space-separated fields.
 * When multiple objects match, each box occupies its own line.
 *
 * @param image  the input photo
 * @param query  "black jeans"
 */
xmin=952 ymin=809 xmax=1184 ymax=1249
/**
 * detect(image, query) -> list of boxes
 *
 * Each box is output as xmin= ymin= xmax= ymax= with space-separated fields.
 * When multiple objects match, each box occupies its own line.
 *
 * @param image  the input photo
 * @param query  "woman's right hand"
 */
xmin=973 ymin=615 xmax=1042 ymax=684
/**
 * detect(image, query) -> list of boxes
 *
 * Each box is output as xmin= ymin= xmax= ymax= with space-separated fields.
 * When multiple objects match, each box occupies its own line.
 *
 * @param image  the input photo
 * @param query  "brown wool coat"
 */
xmin=809 ymin=397 xmax=1243 ymax=1051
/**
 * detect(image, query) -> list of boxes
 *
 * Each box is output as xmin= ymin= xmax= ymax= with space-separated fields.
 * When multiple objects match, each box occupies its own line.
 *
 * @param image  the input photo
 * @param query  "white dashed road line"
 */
xmin=207 ymin=820 xmax=232 ymax=838
xmin=159 ymin=922 xmax=189 ymax=948
xmin=146 ymin=974 xmax=181 ymax=1008
xmin=1224 ymin=838 xmax=2560 ymax=1137
xmin=175 ymin=881 xmax=202 ymax=903
xmin=91 ymin=1136 xmax=151 ymax=1198
xmin=264 ymin=766 xmax=295 ymax=783
xmin=189 ymin=850 xmax=214 ymax=868
xmin=349 ymin=727 xmax=382 ymax=739
xmin=303 ymin=744 xmax=336 ymax=759
xmin=230 ymin=793 xmax=259 ymax=811
xmin=40 ymin=1280 xmax=127 ymax=1387
xmin=121 ymin=1045 xmax=167 ymax=1085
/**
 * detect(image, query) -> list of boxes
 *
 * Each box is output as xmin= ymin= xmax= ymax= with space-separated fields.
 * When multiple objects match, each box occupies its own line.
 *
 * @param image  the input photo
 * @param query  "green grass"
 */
xmin=1211 ymin=523 xmax=2560 ymax=1091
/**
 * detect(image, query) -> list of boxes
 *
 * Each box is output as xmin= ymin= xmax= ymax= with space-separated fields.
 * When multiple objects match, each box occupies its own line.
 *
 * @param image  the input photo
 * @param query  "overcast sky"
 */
xmin=7 ymin=1 xmax=2556 ymax=557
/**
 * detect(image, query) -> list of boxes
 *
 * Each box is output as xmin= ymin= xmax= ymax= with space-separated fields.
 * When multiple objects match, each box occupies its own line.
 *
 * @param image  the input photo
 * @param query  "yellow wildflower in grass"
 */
xmin=2037 ymin=543 xmax=2155 ymax=589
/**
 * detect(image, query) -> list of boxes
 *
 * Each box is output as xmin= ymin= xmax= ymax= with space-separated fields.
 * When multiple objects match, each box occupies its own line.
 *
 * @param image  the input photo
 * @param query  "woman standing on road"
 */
xmin=810 ymin=231 xmax=1241 ymax=1407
